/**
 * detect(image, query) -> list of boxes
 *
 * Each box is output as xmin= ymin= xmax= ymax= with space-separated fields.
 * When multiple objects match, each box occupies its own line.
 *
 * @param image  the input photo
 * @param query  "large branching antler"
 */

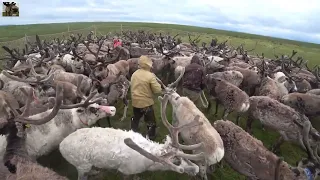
xmin=2 ymin=46 xmax=27 ymax=61
xmin=124 ymin=96 xmax=205 ymax=174
xmin=4 ymin=85 xmax=64 ymax=125
xmin=156 ymin=67 xmax=185 ymax=91
xmin=158 ymin=94 xmax=204 ymax=152
xmin=2 ymin=58 xmax=54 ymax=84
xmin=59 ymin=82 xmax=102 ymax=109
xmin=35 ymin=35 xmax=43 ymax=51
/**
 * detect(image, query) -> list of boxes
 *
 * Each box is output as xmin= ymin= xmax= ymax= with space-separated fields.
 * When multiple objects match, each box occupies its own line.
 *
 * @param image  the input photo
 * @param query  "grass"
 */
xmin=1 ymin=12 xmax=19 ymax=17
xmin=2 ymin=22 xmax=320 ymax=180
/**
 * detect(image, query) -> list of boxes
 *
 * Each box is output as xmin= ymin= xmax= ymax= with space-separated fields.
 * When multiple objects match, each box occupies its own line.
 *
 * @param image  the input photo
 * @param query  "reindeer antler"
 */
xmin=4 ymin=85 xmax=64 ymax=125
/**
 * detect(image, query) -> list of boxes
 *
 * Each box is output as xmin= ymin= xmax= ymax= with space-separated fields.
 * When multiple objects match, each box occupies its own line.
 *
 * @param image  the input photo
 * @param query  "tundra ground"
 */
xmin=1 ymin=22 xmax=320 ymax=180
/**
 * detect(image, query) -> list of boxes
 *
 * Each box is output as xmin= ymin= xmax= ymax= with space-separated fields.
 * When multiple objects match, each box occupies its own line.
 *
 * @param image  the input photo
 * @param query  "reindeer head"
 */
xmin=10 ymin=2 xmax=18 ymax=13
xmin=71 ymin=59 xmax=84 ymax=74
xmin=72 ymin=103 xmax=116 ymax=127
xmin=291 ymin=158 xmax=320 ymax=180
xmin=92 ymin=64 xmax=107 ymax=81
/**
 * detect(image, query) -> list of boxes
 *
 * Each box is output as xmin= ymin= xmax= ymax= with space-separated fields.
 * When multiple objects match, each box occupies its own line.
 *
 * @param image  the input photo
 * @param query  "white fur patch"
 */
xmin=208 ymin=147 xmax=224 ymax=164
xmin=240 ymin=102 xmax=250 ymax=112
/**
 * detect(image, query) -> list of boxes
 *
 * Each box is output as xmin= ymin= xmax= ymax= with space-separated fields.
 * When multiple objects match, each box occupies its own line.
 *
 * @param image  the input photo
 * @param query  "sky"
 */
xmin=1 ymin=0 xmax=320 ymax=44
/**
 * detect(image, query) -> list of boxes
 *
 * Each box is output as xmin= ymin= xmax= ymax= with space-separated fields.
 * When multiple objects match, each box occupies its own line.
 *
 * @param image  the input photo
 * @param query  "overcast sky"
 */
xmin=1 ymin=0 xmax=320 ymax=43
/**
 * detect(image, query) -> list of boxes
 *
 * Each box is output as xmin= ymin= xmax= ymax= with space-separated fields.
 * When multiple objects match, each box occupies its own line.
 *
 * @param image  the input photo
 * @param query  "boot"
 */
xmin=131 ymin=117 xmax=139 ymax=132
xmin=146 ymin=124 xmax=157 ymax=141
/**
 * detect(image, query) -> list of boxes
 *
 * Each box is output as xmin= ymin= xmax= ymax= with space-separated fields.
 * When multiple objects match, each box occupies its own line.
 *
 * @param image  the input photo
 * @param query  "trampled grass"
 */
xmin=2 ymin=22 xmax=320 ymax=180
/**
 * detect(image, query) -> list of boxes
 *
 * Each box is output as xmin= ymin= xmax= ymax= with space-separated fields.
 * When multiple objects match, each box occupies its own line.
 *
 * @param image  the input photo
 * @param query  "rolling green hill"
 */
xmin=2 ymin=22 xmax=320 ymax=180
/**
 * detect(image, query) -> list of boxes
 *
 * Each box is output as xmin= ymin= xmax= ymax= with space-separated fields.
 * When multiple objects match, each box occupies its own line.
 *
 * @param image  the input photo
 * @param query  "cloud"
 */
xmin=1 ymin=0 xmax=320 ymax=43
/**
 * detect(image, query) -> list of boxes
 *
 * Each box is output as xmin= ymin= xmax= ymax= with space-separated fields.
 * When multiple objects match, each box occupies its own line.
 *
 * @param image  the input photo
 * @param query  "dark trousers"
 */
xmin=131 ymin=105 xmax=157 ymax=140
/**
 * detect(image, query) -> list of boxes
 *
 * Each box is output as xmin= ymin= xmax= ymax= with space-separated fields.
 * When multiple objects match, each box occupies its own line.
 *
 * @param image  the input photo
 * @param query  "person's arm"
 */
xmin=150 ymin=75 xmax=162 ymax=94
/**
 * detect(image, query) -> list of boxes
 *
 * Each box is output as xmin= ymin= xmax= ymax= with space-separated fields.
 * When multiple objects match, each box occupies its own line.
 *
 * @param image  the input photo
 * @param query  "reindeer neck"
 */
xmin=106 ymin=86 xmax=120 ymax=105
xmin=168 ymin=92 xmax=183 ymax=106
xmin=3 ymin=123 xmax=31 ymax=163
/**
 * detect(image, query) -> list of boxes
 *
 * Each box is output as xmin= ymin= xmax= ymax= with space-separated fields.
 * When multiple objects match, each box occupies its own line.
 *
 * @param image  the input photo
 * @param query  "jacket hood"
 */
xmin=139 ymin=55 xmax=153 ymax=70
xmin=191 ymin=55 xmax=201 ymax=65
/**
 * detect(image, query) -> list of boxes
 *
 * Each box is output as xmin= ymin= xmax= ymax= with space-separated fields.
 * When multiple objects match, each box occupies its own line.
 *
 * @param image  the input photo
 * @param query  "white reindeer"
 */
xmin=0 ymin=85 xmax=116 ymax=160
xmin=60 ymin=115 xmax=206 ymax=180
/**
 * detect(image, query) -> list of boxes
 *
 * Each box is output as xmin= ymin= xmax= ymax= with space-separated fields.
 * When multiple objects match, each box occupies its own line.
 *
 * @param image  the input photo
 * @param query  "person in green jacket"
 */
xmin=130 ymin=55 xmax=162 ymax=140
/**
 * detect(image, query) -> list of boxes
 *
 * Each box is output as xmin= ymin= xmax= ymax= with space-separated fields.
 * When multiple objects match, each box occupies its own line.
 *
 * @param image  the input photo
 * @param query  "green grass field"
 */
xmin=2 ymin=22 xmax=320 ymax=180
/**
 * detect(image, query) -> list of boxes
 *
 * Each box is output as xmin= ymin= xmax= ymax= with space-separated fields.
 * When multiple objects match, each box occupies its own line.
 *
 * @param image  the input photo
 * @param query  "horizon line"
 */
xmin=1 ymin=20 xmax=320 ymax=46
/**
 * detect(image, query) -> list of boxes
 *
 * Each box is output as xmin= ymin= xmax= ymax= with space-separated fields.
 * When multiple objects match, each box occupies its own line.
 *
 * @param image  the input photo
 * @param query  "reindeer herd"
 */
xmin=0 ymin=29 xmax=320 ymax=180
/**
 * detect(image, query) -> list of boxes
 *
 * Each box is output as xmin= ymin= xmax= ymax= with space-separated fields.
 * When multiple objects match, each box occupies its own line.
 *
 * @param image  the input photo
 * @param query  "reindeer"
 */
xmin=0 ymin=85 xmax=68 ymax=179
xmin=2 ymin=59 xmax=87 ymax=105
xmin=205 ymin=76 xmax=250 ymax=124
xmin=59 ymin=115 xmax=204 ymax=180
xmin=156 ymin=69 xmax=224 ymax=180
xmin=0 ymin=84 xmax=116 ymax=160
xmin=214 ymin=120 xmax=320 ymax=180
xmin=247 ymin=96 xmax=320 ymax=161
xmin=281 ymin=93 xmax=320 ymax=118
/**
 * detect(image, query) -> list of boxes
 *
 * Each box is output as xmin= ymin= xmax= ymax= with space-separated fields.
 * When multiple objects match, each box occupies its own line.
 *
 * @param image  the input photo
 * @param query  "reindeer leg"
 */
xmin=120 ymin=98 xmax=128 ymax=122
xmin=197 ymin=161 xmax=208 ymax=180
xmin=222 ymin=109 xmax=231 ymax=120
xmin=313 ymin=145 xmax=320 ymax=162
xmin=107 ymin=117 xmax=112 ymax=127
xmin=271 ymin=136 xmax=284 ymax=153
xmin=78 ymin=171 xmax=89 ymax=180
xmin=213 ymin=101 xmax=219 ymax=117
xmin=218 ymin=160 xmax=224 ymax=169
xmin=246 ymin=115 xmax=254 ymax=134
xmin=123 ymin=174 xmax=132 ymax=180
xmin=236 ymin=114 xmax=241 ymax=125
xmin=96 ymin=121 xmax=101 ymax=127
xmin=301 ymin=121 xmax=317 ymax=161
xmin=206 ymin=164 xmax=215 ymax=175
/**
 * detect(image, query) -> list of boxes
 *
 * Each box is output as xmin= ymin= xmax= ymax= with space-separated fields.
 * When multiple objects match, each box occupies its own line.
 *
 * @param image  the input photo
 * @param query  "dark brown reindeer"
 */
xmin=214 ymin=120 xmax=320 ymax=180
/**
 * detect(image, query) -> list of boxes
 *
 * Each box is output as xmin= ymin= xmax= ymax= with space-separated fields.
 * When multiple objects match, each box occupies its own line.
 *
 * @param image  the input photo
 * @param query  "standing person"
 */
xmin=130 ymin=55 xmax=162 ymax=140
xmin=182 ymin=55 xmax=206 ymax=106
